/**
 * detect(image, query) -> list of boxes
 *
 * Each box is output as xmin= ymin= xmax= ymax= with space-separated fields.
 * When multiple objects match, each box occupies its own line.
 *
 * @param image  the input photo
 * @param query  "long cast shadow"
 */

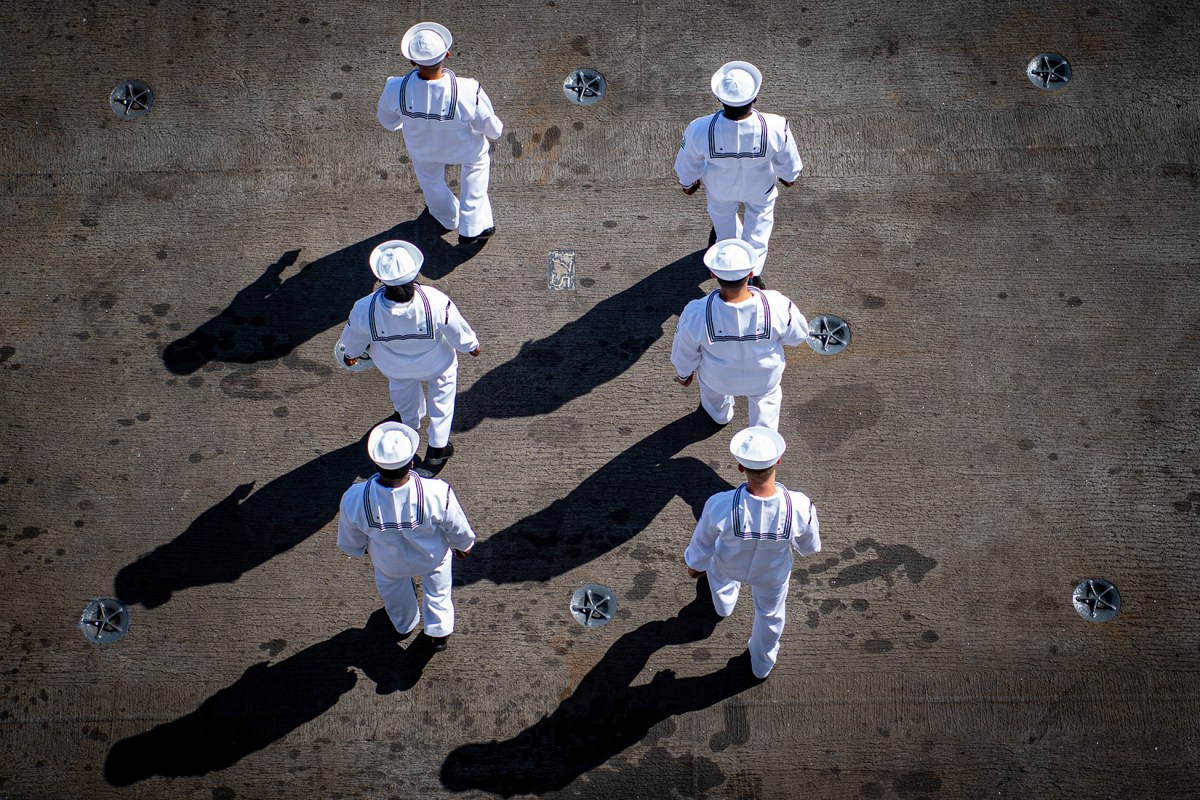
xmin=454 ymin=250 xmax=709 ymax=432
xmin=114 ymin=432 xmax=374 ymax=608
xmin=455 ymin=410 xmax=733 ymax=587
xmin=439 ymin=579 xmax=762 ymax=796
xmin=161 ymin=216 xmax=482 ymax=375
xmin=104 ymin=610 xmax=435 ymax=786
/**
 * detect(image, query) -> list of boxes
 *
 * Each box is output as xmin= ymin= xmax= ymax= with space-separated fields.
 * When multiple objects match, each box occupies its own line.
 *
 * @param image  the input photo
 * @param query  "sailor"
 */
xmin=338 ymin=421 xmax=477 ymax=650
xmin=685 ymin=426 xmax=821 ymax=679
xmin=674 ymin=61 xmax=804 ymax=283
xmin=670 ymin=239 xmax=809 ymax=431
xmin=340 ymin=240 xmax=480 ymax=470
xmin=377 ymin=22 xmax=504 ymax=244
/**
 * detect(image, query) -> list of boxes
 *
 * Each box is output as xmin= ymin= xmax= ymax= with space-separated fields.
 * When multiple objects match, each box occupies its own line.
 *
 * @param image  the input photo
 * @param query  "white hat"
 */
xmin=730 ymin=426 xmax=786 ymax=470
xmin=369 ymin=240 xmax=423 ymax=285
xmin=711 ymin=61 xmax=762 ymax=105
xmin=367 ymin=421 xmax=420 ymax=469
xmin=703 ymin=239 xmax=758 ymax=280
xmin=402 ymin=22 xmax=452 ymax=66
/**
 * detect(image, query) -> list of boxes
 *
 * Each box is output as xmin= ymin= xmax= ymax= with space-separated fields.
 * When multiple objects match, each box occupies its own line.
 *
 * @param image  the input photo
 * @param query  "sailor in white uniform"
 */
xmin=338 ymin=421 xmax=477 ymax=650
xmin=674 ymin=61 xmax=804 ymax=282
xmin=340 ymin=240 xmax=481 ymax=469
xmin=685 ymin=427 xmax=821 ymax=679
xmin=671 ymin=239 xmax=809 ymax=431
xmin=377 ymin=22 xmax=504 ymax=243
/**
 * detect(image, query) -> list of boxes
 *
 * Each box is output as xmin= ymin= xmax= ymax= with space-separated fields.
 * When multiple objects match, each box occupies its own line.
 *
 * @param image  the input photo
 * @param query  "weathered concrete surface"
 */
xmin=1 ymin=0 xmax=1198 ymax=797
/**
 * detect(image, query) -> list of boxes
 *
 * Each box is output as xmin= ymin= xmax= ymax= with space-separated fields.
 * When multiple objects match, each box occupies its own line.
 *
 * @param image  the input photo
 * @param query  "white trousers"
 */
xmin=387 ymin=361 xmax=458 ymax=448
xmin=374 ymin=550 xmax=456 ymax=637
xmin=706 ymin=567 xmax=790 ymax=679
xmin=410 ymin=153 xmax=495 ymax=237
xmin=698 ymin=380 xmax=782 ymax=430
xmin=706 ymin=193 xmax=777 ymax=275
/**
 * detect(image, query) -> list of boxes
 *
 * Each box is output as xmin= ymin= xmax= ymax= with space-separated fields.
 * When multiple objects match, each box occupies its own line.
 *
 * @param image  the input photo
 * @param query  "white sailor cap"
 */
xmin=711 ymin=61 xmax=762 ymax=106
xmin=730 ymin=426 xmax=787 ymax=470
xmin=367 ymin=421 xmax=420 ymax=469
xmin=369 ymin=240 xmax=423 ymax=286
xmin=703 ymin=238 xmax=758 ymax=281
xmin=402 ymin=22 xmax=453 ymax=66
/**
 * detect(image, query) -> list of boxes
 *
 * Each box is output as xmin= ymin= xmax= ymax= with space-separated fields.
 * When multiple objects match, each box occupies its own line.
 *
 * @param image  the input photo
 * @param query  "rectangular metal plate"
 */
xmin=548 ymin=250 xmax=576 ymax=290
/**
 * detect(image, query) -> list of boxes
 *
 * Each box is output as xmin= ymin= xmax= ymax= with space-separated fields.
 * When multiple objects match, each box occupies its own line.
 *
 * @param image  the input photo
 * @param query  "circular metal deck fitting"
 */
xmin=806 ymin=315 xmax=851 ymax=355
xmin=109 ymin=80 xmax=155 ymax=119
xmin=1026 ymin=53 xmax=1072 ymax=90
xmin=335 ymin=338 xmax=374 ymax=373
xmin=570 ymin=584 xmax=617 ymax=628
xmin=1072 ymin=579 xmax=1120 ymax=622
xmin=80 ymin=598 xmax=131 ymax=644
xmin=563 ymin=69 xmax=606 ymax=106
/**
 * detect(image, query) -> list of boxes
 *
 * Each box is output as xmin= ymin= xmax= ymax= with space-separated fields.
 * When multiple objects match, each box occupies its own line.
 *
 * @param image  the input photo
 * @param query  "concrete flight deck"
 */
xmin=1 ymin=1 xmax=1197 ymax=797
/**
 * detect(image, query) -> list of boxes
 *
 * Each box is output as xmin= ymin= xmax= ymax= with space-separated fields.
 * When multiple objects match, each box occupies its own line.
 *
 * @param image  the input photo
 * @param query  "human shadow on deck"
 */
xmin=161 ymin=218 xmax=482 ymax=375
xmin=440 ymin=579 xmax=761 ymax=796
xmin=113 ymin=433 xmax=374 ymax=608
xmin=103 ymin=610 xmax=434 ymax=785
xmin=455 ymin=410 xmax=732 ymax=587
xmin=453 ymin=250 xmax=709 ymax=432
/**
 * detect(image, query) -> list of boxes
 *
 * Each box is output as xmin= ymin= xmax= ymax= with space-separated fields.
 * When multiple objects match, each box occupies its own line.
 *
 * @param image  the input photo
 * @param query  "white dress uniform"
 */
xmin=377 ymin=68 xmax=504 ymax=237
xmin=686 ymin=480 xmax=820 ymax=678
xmin=341 ymin=283 xmax=479 ymax=448
xmin=675 ymin=111 xmax=802 ymax=274
xmin=674 ymin=62 xmax=803 ymax=275
xmin=671 ymin=286 xmax=809 ymax=430
xmin=339 ymin=472 xmax=476 ymax=636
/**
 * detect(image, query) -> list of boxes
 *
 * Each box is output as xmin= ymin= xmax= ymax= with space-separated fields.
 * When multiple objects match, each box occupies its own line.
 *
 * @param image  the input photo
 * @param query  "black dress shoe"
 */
xmin=459 ymin=227 xmax=495 ymax=245
xmin=430 ymin=635 xmax=449 ymax=652
xmin=423 ymin=441 xmax=455 ymax=467
xmin=749 ymin=275 xmax=766 ymax=289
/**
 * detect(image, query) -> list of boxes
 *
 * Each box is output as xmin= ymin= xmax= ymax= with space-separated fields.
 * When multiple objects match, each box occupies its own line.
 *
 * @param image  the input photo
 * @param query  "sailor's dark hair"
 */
xmin=384 ymin=281 xmax=418 ymax=303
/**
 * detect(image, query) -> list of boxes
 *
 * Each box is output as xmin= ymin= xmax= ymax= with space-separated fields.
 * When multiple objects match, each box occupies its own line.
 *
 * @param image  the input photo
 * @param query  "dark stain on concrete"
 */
xmin=0 ymin=346 xmax=15 ymax=363
xmin=862 ymin=639 xmax=893 ymax=653
xmin=625 ymin=567 xmax=656 ymax=601
xmin=921 ymin=630 xmax=940 ymax=643
xmin=851 ymin=599 xmax=870 ymax=613
xmin=570 ymin=35 xmax=591 ymax=56
xmin=188 ymin=453 xmax=203 ymax=463
xmin=17 ymin=527 xmax=45 ymax=540
xmin=708 ymin=699 xmax=750 ymax=752
xmin=861 ymin=293 xmax=886 ymax=309
xmin=1017 ymin=439 xmax=1035 ymax=450
xmin=792 ymin=385 xmax=884 ymax=451
xmin=602 ymin=220 xmax=617 ymax=228
xmin=541 ymin=126 xmax=562 ymax=152
xmin=506 ymin=132 xmax=523 ymax=159
xmin=273 ymin=406 xmax=289 ymax=418
xmin=820 ymin=599 xmax=844 ymax=615
xmin=831 ymin=539 xmax=938 ymax=587
xmin=259 ymin=639 xmax=287 ymax=657
xmin=895 ymin=770 xmax=942 ymax=795
xmin=806 ymin=610 xmax=820 ymax=629
xmin=1066 ymin=296 xmax=1083 ymax=307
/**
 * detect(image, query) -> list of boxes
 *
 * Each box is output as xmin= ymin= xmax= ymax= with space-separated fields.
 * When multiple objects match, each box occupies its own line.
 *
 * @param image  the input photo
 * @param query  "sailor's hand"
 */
xmin=778 ymin=178 xmax=795 ymax=188
xmin=343 ymin=355 xmax=359 ymax=366
xmin=674 ymin=373 xmax=694 ymax=388
xmin=682 ymin=180 xmax=701 ymax=196
xmin=469 ymin=347 xmax=481 ymax=357
xmin=687 ymin=567 xmax=704 ymax=579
